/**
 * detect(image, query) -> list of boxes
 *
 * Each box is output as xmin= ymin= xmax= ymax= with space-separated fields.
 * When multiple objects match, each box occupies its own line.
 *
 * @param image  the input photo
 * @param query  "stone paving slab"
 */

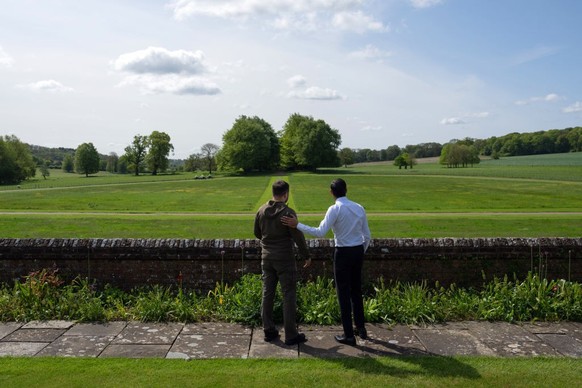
xmin=0 ymin=321 xmax=581 ymax=359
xmin=100 ymin=344 xmax=171 ymax=358
xmin=22 ymin=320 xmax=75 ymax=330
xmin=535 ymin=333 xmax=582 ymax=357
xmin=464 ymin=321 xmax=560 ymax=357
xmin=2 ymin=328 xmax=67 ymax=343
xmin=359 ymin=324 xmax=429 ymax=356
xmin=0 ymin=322 xmax=22 ymax=340
xmin=64 ymin=322 xmax=127 ymax=337
xmin=0 ymin=342 xmax=47 ymax=356
xmin=248 ymin=327 xmax=299 ymax=358
xmin=182 ymin=322 xmax=251 ymax=335
xmin=112 ymin=322 xmax=183 ymax=345
xmin=36 ymin=335 xmax=114 ymax=358
xmin=169 ymin=333 xmax=250 ymax=359
xmin=412 ymin=324 xmax=496 ymax=356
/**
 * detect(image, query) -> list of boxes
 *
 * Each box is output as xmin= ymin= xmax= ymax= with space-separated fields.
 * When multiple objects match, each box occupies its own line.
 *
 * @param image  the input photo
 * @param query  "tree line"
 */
xmin=1 ymin=122 xmax=581 ymax=184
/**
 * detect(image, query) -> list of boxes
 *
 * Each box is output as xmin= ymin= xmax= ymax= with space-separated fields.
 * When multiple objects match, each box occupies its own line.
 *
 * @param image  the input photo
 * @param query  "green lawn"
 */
xmin=0 ymin=154 xmax=581 ymax=238
xmin=0 ymin=357 xmax=580 ymax=387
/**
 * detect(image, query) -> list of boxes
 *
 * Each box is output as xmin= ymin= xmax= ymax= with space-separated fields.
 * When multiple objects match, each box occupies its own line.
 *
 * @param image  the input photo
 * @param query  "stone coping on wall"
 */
xmin=1 ymin=237 xmax=581 ymax=250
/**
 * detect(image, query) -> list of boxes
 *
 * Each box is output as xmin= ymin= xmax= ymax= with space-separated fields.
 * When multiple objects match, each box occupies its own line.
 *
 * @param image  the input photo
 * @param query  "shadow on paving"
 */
xmin=300 ymin=339 xmax=481 ymax=380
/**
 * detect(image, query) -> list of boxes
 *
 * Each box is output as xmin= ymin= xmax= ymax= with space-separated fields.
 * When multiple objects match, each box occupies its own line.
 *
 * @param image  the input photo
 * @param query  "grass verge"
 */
xmin=0 ymin=213 xmax=579 ymax=238
xmin=0 ymin=357 xmax=580 ymax=387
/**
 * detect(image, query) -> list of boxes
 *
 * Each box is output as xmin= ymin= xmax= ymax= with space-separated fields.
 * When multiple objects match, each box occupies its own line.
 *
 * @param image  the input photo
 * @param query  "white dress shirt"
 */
xmin=297 ymin=196 xmax=371 ymax=251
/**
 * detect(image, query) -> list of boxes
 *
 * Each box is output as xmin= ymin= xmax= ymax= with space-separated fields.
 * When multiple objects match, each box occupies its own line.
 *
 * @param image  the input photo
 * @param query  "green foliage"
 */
xmin=74 ymin=142 xmax=100 ymax=177
xmin=124 ymin=135 xmax=148 ymax=176
xmin=217 ymin=115 xmax=280 ymax=172
xmin=0 ymin=135 xmax=36 ymax=184
xmin=62 ymin=154 xmax=74 ymax=173
xmin=2 ymin=271 xmax=581 ymax=325
xmin=297 ymin=276 xmax=339 ymax=324
xmin=440 ymin=142 xmax=480 ymax=168
xmin=146 ymin=131 xmax=174 ymax=175
xmin=279 ymin=113 xmax=341 ymax=170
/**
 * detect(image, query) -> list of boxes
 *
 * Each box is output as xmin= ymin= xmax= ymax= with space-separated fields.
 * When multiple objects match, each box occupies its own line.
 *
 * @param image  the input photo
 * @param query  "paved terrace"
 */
xmin=1 ymin=321 xmax=581 ymax=359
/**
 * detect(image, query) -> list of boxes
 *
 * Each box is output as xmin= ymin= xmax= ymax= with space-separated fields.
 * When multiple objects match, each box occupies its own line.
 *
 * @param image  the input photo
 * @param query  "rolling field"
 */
xmin=0 ymin=153 xmax=581 ymax=238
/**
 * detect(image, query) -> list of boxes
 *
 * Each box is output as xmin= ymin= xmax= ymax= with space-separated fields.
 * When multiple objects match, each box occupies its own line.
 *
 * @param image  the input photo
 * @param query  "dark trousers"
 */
xmin=333 ymin=245 xmax=365 ymax=338
xmin=261 ymin=260 xmax=298 ymax=341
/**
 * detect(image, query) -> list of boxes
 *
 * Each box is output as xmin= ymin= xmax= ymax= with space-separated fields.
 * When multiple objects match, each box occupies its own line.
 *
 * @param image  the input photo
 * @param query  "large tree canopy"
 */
xmin=74 ymin=142 xmax=100 ymax=177
xmin=280 ymin=113 xmax=341 ymax=171
xmin=200 ymin=143 xmax=219 ymax=174
xmin=217 ymin=115 xmax=279 ymax=172
xmin=146 ymin=131 xmax=174 ymax=175
xmin=0 ymin=135 xmax=36 ymax=184
xmin=124 ymin=135 xmax=148 ymax=176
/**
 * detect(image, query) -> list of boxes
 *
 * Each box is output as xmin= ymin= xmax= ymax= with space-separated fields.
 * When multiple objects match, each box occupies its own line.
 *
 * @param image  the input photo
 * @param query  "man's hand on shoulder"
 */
xmin=303 ymin=258 xmax=312 ymax=268
xmin=281 ymin=214 xmax=299 ymax=228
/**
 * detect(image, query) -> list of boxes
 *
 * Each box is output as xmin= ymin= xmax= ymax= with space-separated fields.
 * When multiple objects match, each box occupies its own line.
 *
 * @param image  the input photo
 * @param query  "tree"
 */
xmin=74 ymin=142 xmax=100 ymax=177
xmin=339 ymin=147 xmax=354 ymax=167
xmin=184 ymin=153 xmax=203 ymax=172
xmin=440 ymin=143 xmax=480 ymax=168
xmin=124 ymin=135 xmax=148 ymax=176
xmin=62 ymin=154 xmax=74 ymax=173
xmin=393 ymin=153 xmax=409 ymax=169
xmin=146 ymin=131 xmax=174 ymax=175
xmin=217 ymin=115 xmax=279 ymax=172
xmin=39 ymin=161 xmax=50 ymax=180
xmin=106 ymin=152 xmax=118 ymax=173
xmin=0 ymin=135 xmax=36 ymax=184
xmin=279 ymin=113 xmax=341 ymax=171
xmin=200 ymin=143 xmax=219 ymax=174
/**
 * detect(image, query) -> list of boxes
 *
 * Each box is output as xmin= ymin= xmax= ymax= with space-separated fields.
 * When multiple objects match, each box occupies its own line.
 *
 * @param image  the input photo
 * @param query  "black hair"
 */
xmin=330 ymin=178 xmax=347 ymax=198
xmin=272 ymin=180 xmax=289 ymax=197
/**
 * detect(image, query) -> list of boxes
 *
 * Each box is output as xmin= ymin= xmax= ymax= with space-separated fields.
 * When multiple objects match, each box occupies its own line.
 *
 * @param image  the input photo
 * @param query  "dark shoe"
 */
xmin=334 ymin=335 xmax=356 ymax=346
xmin=354 ymin=327 xmax=368 ymax=340
xmin=264 ymin=328 xmax=279 ymax=342
xmin=284 ymin=333 xmax=307 ymax=346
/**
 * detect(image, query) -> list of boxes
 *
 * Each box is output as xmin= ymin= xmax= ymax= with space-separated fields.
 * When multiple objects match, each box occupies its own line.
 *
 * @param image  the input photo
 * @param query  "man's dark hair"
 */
xmin=272 ymin=180 xmax=289 ymax=197
xmin=330 ymin=178 xmax=347 ymax=198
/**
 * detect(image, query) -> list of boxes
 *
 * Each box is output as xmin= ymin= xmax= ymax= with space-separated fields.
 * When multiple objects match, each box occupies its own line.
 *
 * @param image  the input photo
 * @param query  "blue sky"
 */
xmin=1 ymin=0 xmax=581 ymax=159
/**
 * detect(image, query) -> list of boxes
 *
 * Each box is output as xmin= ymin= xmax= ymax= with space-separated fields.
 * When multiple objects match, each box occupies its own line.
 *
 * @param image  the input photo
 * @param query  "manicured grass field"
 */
xmin=0 ymin=357 xmax=580 ymax=387
xmin=0 ymin=153 xmax=580 ymax=238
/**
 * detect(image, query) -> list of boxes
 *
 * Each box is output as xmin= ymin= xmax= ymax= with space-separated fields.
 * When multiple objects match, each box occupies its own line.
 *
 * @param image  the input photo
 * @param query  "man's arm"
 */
xmin=253 ymin=212 xmax=262 ymax=240
xmin=290 ymin=227 xmax=311 ymax=268
xmin=282 ymin=205 xmax=337 ymax=238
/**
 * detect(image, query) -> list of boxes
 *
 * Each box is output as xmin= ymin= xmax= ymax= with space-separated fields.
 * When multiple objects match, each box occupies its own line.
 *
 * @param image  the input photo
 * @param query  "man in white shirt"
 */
xmin=282 ymin=178 xmax=371 ymax=346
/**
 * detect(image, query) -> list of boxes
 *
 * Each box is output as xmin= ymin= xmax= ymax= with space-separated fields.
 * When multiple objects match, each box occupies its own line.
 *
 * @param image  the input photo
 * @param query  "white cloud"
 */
xmin=117 ymin=74 xmax=220 ymax=95
xmin=17 ymin=79 xmax=74 ymax=93
xmin=287 ymin=74 xmax=306 ymax=88
xmin=440 ymin=117 xmax=465 ymax=125
xmin=515 ymin=93 xmax=563 ymax=106
xmin=349 ymin=44 xmax=392 ymax=60
xmin=169 ymin=0 xmax=387 ymax=33
xmin=113 ymin=47 xmax=220 ymax=96
xmin=440 ymin=111 xmax=489 ymax=125
xmin=287 ymin=86 xmax=345 ymax=100
xmin=410 ymin=0 xmax=443 ymax=9
xmin=113 ymin=47 xmax=207 ymax=75
xmin=562 ymin=102 xmax=582 ymax=113
xmin=0 ymin=46 xmax=14 ymax=67
xmin=510 ymin=45 xmax=561 ymax=66
xmin=331 ymin=11 xmax=387 ymax=33
xmin=360 ymin=125 xmax=382 ymax=131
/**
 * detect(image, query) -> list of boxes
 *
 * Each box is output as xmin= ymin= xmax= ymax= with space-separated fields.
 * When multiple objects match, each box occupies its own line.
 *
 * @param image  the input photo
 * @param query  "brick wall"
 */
xmin=0 ymin=238 xmax=580 ymax=290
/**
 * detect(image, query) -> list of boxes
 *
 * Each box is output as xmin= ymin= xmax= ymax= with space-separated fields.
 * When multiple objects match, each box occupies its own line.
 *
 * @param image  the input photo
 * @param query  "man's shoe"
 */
xmin=284 ymin=333 xmax=307 ymax=346
xmin=334 ymin=335 xmax=356 ymax=346
xmin=264 ymin=328 xmax=279 ymax=342
xmin=354 ymin=327 xmax=368 ymax=340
